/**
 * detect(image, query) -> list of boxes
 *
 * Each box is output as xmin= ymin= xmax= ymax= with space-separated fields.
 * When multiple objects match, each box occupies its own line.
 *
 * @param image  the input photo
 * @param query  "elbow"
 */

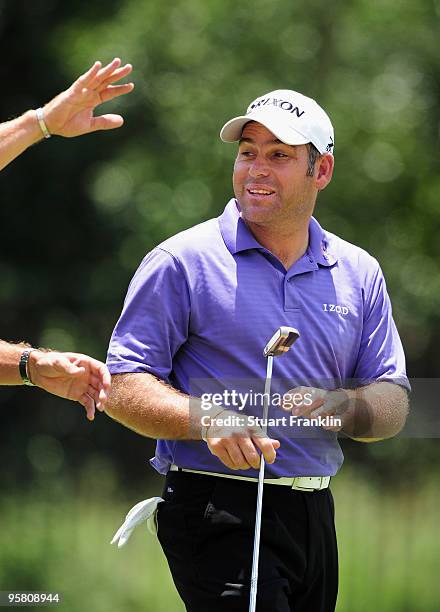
xmin=387 ymin=388 xmax=410 ymax=438
xmin=349 ymin=385 xmax=410 ymax=443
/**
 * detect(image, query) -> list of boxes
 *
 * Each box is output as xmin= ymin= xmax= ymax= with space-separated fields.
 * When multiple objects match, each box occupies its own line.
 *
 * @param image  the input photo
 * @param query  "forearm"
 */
xmin=105 ymin=372 xmax=203 ymax=440
xmin=0 ymin=111 xmax=43 ymax=171
xmin=0 ymin=340 xmax=53 ymax=386
xmin=0 ymin=340 xmax=30 ymax=384
xmin=341 ymin=382 xmax=409 ymax=442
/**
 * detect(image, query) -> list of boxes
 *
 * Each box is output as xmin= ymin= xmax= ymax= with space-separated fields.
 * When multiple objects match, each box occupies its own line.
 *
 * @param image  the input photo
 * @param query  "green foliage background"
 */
xmin=1 ymin=0 xmax=440 ymax=609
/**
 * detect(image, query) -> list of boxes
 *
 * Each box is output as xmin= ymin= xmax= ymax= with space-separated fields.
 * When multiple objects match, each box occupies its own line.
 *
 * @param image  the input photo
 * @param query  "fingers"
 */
xmin=86 ymin=384 xmax=101 ymax=403
xmin=80 ymin=383 xmax=109 ymax=421
xmin=310 ymin=397 xmax=338 ymax=418
xmin=93 ymin=366 xmax=111 ymax=411
xmin=75 ymin=358 xmax=111 ymax=411
xmin=77 ymin=61 xmax=102 ymax=87
xmin=90 ymin=114 xmax=124 ymax=131
xmin=60 ymin=352 xmax=111 ymax=411
xmin=97 ymin=64 xmax=133 ymax=89
xmin=89 ymin=360 xmax=111 ymax=391
xmin=75 ymin=59 xmax=133 ymax=95
xmin=96 ymin=387 xmax=108 ymax=411
xmin=239 ymin=438 xmax=263 ymax=469
xmin=99 ymin=83 xmax=135 ymax=103
xmin=223 ymin=443 xmax=250 ymax=471
xmin=79 ymin=393 xmax=96 ymax=421
xmin=283 ymin=387 xmax=348 ymax=432
xmin=207 ymin=436 xmax=280 ymax=470
xmin=36 ymin=353 xmax=87 ymax=379
xmin=252 ymin=436 xmax=279 ymax=464
xmin=314 ymin=393 xmax=347 ymax=431
xmin=89 ymin=375 xmax=110 ymax=407
xmin=51 ymin=357 xmax=85 ymax=376
xmin=207 ymin=442 xmax=238 ymax=471
xmin=294 ymin=398 xmax=325 ymax=417
xmin=95 ymin=57 xmax=122 ymax=83
xmin=283 ymin=386 xmax=325 ymax=417
xmin=207 ymin=438 xmax=247 ymax=470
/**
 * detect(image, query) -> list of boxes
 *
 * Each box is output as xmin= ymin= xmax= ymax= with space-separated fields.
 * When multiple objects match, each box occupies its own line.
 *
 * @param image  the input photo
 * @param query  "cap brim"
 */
xmin=220 ymin=114 xmax=310 ymax=147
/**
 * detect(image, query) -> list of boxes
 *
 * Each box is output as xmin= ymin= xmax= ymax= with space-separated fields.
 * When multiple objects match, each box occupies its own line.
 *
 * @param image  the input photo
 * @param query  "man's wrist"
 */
xmin=200 ymin=407 xmax=227 ymax=442
xmin=19 ymin=110 xmax=46 ymax=145
xmin=26 ymin=349 xmax=45 ymax=387
xmin=336 ymin=388 xmax=357 ymax=435
xmin=35 ymin=107 xmax=51 ymax=139
xmin=19 ymin=349 xmax=37 ymax=386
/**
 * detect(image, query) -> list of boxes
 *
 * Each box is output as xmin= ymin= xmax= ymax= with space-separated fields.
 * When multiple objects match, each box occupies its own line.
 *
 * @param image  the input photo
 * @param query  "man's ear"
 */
xmin=316 ymin=154 xmax=334 ymax=191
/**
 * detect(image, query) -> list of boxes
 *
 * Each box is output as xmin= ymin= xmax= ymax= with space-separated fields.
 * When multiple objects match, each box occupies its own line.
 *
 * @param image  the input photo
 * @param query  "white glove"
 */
xmin=111 ymin=496 xmax=164 ymax=548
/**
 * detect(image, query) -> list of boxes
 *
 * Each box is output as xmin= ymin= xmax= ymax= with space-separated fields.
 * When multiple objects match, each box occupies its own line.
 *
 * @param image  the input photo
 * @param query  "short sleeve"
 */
xmin=106 ymin=247 xmax=191 ymax=381
xmin=353 ymin=260 xmax=410 ymax=390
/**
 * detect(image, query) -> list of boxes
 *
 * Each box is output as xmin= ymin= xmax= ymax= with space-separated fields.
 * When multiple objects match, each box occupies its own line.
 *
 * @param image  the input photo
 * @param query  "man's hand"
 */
xmin=283 ymin=386 xmax=348 ymax=432
xmin=43 ymin=58 xmax=134 ymax=137
xmin=28 ymin=351 xmax=111 ymax=421
xmin=204 ymin=409 xmax=280 ymax=471
xmin=283 ymin=383 xmax=409 ymax=441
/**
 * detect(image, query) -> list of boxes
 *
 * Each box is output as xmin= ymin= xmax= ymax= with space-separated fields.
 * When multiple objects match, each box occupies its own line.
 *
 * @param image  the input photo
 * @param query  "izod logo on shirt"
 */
xmin=322 ymin=303 xmax=349 ymax=316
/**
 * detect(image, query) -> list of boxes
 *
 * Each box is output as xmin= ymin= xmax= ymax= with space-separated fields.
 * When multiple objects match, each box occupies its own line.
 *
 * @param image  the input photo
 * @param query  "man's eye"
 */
xmin=274 ymin=152 xmax=289 ymax=158
xmin=240 ymin=150 xmax=254 ymax=157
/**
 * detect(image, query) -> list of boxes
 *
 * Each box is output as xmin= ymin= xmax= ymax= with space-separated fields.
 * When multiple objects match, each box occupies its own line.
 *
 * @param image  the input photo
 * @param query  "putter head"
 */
xmin=263 ymin=326 xmax=300 ymax=357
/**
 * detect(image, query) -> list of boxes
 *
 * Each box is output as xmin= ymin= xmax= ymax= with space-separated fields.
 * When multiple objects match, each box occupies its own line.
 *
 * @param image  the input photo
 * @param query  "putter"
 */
xmin=249 ymin=326 xmax=300 ymax=612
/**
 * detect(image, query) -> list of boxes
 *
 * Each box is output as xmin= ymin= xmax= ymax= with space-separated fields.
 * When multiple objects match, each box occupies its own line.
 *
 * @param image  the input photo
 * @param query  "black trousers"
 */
xmin=157 ymin=470 xmax=338 ymax=612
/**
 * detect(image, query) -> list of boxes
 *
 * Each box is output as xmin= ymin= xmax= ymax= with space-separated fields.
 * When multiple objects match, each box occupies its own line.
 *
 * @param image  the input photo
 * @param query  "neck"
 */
xmin=244 ymin=218 xmax=310 ymax=270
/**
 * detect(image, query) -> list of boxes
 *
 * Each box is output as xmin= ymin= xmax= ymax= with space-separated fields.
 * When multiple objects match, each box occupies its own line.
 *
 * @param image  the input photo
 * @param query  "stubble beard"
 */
xmin=236 ymin=188 xmax=315 ymax=235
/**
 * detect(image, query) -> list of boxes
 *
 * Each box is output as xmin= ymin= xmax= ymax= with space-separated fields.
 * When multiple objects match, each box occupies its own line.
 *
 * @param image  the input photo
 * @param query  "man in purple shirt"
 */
xmin=106 ymin=90 xmax=409 ymax=612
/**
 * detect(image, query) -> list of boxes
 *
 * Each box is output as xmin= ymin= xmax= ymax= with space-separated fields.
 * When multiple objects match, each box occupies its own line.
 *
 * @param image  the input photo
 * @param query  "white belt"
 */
xmin=110 ymin=468 xmax=331 ymax=549
xmin=169 ymin=465 xmax=330 ymax=492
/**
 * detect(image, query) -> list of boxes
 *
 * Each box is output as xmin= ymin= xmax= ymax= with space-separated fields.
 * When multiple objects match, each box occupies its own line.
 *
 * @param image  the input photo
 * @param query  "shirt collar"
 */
xmin=219 ymin=199 xmax=264 ymax=254
xmin=308 ymin=216 xmax=338 ymax=267
xmin=218 ymin=198 xmax=338 ymax=266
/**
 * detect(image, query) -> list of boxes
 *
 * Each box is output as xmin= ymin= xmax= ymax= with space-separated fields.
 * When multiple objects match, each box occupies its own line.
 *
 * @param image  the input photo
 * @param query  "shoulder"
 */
xmin=131 ymin=216 xmax=223 ymax=288
xmin=326 ymin=230 xmax=381 ymax=279
xmin=155 ymin=217 xmax=221 ymax=261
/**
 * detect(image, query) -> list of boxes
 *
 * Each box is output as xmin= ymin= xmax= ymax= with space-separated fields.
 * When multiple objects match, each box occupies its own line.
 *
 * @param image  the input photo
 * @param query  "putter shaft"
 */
xmin=249 ymin=355 xmax=273 ymax=612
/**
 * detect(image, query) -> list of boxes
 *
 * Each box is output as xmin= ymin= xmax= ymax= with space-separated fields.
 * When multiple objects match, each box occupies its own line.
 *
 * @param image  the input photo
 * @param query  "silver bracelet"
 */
xmin=36 ymin=107 xmax=51 ymax=139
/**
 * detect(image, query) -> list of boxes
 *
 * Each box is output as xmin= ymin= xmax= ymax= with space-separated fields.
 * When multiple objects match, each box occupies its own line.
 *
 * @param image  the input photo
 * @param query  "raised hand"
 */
xmin=43 ymin=58 xmax=134 ymax=137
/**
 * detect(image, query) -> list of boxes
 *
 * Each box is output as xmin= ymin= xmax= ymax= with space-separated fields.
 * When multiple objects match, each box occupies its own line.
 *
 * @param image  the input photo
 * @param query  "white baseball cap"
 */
xmin=220 ymin=89 xmax=334 ymax=155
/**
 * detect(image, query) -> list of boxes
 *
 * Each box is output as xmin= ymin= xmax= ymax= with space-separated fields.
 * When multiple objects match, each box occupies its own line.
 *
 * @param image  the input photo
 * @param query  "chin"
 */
xmin=237 ymin=198 xmax=278 ymax=222
xmin=239 ymin=207 xmax=274 ymax=226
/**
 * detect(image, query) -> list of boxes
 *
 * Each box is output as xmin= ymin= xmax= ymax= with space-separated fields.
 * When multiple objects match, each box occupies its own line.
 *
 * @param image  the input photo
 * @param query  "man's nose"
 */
xmin=249 ymin=157 xmax=270 ymax=178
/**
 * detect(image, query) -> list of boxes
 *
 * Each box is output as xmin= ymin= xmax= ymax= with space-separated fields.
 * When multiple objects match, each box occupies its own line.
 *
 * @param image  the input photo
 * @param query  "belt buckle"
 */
xmin=291 ymin=476 xmax=323 ymax=492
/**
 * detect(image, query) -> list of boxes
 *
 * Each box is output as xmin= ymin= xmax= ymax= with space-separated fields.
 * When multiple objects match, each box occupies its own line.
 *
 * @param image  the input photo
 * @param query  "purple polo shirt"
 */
xmin=107 ymin=199 xmax=409 ymax=477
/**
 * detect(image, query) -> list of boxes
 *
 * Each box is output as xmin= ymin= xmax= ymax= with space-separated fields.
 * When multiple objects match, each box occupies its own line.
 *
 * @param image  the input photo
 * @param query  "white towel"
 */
xmin=111 ymin=496 xmax=164 ymax=548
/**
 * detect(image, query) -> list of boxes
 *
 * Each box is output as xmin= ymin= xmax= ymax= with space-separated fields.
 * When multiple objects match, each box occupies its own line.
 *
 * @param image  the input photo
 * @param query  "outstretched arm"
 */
xmin=0 ymin=57 xmax=134 ymax=171
xmin=0 ymin=340 xmax=111 ymax=421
